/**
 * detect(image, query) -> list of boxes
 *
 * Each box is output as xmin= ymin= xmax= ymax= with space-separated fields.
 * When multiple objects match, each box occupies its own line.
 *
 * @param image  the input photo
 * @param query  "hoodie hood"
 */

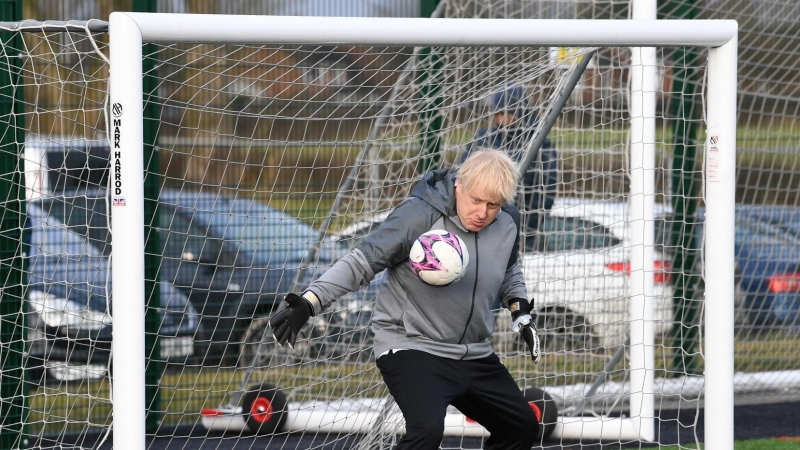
xmin=409 ymin=168 xmax=458 ymax=217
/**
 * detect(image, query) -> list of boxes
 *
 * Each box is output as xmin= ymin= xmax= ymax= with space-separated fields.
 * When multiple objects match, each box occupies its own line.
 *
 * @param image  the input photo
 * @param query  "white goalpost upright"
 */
xmin=108 ymin=12 xmax=737 ymax=450
xmin=627 ymin=0 xmax=658 ymax=443
xmin=108 ymin=14 xmax=146 ymax=450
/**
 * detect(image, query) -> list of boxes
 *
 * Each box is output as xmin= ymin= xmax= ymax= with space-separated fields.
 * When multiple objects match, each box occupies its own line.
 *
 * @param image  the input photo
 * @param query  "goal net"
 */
xmin=0 ymin=10 xmax=761 ymax=450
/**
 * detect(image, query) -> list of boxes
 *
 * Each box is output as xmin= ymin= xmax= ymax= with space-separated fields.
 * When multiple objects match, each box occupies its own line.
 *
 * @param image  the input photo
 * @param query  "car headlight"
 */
xmin=27 ymin=290 xmax=112 ymax=331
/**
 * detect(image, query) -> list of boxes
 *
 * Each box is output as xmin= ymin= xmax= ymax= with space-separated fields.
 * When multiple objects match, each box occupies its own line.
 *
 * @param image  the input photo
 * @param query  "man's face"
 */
xmin=494 ymin=112 xmax=517 ymax=127
xmin=455 ymin=182 xmax=503 ymax=232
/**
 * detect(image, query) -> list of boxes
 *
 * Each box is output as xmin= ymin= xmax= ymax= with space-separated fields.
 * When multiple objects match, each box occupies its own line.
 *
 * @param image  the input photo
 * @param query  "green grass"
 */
xmin=25 ymin=331 xmax=800 ymax=434
xmin=732 ymin=439 xmax=800 ymax=449
xmin=20 ymin=325 xmax=800 ymax=435
xmin=239 ymin=122 xmax=800 ymax=223
xmin=653 ymin=438 xmax=800 ymax=449
xmin=20 ymin=319 xmax=800 ymax=440
xmin=734 ymin=331 xmax=800 ymax=372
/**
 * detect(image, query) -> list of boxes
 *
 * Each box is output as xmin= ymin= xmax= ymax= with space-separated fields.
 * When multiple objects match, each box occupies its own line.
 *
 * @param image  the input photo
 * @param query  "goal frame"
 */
xmin=108 ymin=12 xmax=737 ymax=450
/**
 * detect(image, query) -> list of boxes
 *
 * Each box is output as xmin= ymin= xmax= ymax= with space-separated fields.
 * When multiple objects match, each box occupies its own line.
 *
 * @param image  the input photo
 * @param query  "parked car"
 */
xmin=35 ymin=187 xmax=348 ymax=365
xmin=156 ymin=188 xmax=376 ymax=365
xmin=522 ymin=199 xmax=674 ymax=350
xmin=25 ymin=201 xmax=199 ymax=383
xmin=697 ymin=205 xmax=800 ymax=329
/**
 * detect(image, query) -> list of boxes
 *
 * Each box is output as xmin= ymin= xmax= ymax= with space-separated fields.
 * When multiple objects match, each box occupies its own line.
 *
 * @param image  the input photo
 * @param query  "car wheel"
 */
xmin=242 ymin=383 xmax=287 ymax=435
xmin=731 ymin=264 xmax=754 ymax=334
xmin=523 ymin=387 xmax=558 ymax=440
xmin=534 ymin=308 xmax=597 ymax=353
xmin=733 ymin=280 xmax=750 ymax=326
xmin=238 ymin=316 xmax=326 ymax=368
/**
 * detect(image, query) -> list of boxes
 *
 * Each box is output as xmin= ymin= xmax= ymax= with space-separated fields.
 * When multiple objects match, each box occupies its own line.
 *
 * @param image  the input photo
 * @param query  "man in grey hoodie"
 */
xmin=270 ymin=149 xmax=541 ymax=449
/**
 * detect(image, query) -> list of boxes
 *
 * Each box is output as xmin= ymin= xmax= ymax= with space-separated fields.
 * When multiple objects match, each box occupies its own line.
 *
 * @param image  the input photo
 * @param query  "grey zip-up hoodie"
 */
xmin=306 ymin=168 xmax=529 ymax=360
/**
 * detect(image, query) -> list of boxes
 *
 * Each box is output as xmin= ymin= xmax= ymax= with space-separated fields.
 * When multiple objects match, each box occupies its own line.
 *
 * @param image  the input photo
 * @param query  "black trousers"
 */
xmin=376 ymin=350 xmax=539 ymax=450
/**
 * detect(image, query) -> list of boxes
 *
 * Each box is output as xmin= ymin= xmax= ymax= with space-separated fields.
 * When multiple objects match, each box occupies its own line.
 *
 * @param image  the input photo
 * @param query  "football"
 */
xmin=409 ymin=230 xmax=470 ymax=286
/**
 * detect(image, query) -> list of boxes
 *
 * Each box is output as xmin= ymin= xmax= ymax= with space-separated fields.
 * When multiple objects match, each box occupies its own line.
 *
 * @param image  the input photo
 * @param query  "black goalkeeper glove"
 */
xmin=269 ymin=292 xmax=315 ymax=348
xmin=509 ymin=298 xmax=541 ymax=364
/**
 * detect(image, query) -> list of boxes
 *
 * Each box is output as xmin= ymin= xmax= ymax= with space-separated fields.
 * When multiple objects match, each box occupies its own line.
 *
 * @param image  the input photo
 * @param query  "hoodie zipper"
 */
xmin=457 ymin=232 xmax=478 ymax=356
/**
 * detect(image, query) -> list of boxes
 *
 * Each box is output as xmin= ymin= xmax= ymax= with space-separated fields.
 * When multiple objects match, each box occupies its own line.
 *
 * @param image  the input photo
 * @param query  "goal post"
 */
xmin=108 ymin=12 xmax=737 ymax=450
xmin=703 ymin=32 xmax=738 ymax=448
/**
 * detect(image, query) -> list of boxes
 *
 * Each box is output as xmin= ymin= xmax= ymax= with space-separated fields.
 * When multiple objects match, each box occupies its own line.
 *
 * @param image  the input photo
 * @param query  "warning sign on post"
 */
xmin=707 ymin=134 xmax=722 ymax=182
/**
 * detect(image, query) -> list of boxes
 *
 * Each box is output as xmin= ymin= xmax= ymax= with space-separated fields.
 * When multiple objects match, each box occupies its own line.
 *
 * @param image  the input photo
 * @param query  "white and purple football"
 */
xmin=409 ymin=230 xmax=470 ymax=286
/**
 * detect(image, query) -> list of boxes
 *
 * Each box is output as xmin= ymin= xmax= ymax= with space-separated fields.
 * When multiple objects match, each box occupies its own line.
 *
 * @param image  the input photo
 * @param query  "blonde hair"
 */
xmin=457 ymin=149 xmax=518 ymax=204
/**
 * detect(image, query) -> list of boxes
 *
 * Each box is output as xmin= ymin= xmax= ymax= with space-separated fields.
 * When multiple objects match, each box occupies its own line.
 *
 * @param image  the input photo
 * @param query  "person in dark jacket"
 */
xmin=462 ymin=82 xmax=557 ymax=232
xmin=269 ymin=149 xmax=541 ymax=450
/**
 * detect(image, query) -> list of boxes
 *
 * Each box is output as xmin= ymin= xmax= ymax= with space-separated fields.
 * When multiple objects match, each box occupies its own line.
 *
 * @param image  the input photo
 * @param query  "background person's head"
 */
xmin=455 ymin=149 xmax=518 ymax=232
xmin=489 ymin=82 xmax=527 ymax=127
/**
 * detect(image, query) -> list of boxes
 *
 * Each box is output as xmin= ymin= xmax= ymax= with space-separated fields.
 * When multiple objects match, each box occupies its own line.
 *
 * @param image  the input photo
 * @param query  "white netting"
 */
xmin=1 ymin=22 xmax=114 ymax=449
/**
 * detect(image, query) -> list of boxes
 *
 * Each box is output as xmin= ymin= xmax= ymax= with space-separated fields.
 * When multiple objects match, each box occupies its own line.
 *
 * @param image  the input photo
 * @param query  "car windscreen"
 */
xmin=169 ymin=197 xmax=317 ymax=266
xmin=335 ymin=214 xmax=620 ymax=255
xmin=736 ymin=218 xmax=800 ymax=256
xmin=333 ymin=221 xmax=381 ymax=249
xmin=737 ymin=209 xmax=800 ymax=245
xmin=44 ymin=143 xmax=110 ymax=193
xmin=34 ymin=194 xmax=110 ymax=256
xmin=526 ymin=215 xmax=621 ymax=253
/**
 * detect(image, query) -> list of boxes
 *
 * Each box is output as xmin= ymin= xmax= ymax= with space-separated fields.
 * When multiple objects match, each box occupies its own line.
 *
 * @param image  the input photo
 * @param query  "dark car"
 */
xmin=155 ymin=189 xmax=339 ymax=364
xmin=162 ymin=190 xmax=384 ymax=368
xmin=39 ymin=186 xmax=370 ymax=366
xmin=25 ymin=202 xmax=199 ymax=382
xmin=726 ymin=206 xmax=800 ymax=327
xmin=680 ymin=205 xmax=800 ymax=330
